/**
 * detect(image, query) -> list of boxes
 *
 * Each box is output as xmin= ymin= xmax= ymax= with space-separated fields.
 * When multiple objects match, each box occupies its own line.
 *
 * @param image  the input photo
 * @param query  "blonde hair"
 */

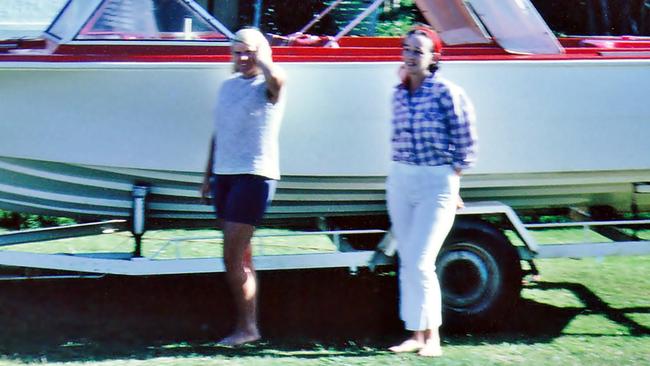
xmin=232 ymin=28 xmax=272 ymax=73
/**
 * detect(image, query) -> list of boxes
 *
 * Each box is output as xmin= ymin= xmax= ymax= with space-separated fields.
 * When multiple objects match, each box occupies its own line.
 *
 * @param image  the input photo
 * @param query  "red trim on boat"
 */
xmin=0 ymin=37 xmax=649 ymax=63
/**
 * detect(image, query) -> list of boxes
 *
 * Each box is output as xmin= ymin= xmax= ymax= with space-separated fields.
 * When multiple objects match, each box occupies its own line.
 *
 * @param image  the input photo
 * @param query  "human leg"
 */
xmin=213 ymin=175 xmax=275 ymax=346
xmin=412 ymin=169 xmax=458 ymax=356
xmin=391 ymin=202 xmax=451 ymax=355
xmin=386 ymin=164 xmax=426 ymax=352
xmin=404 ymin=192 xmax=456 ymax=327
xmin=218 ymin=220 xmax=260 ymax=346
xmin=386 ymin=167 xmax=415 ymax=327
xmin=418 ymin=328 xmax=443 ymax=357
xmin=388 ymin=165 xmax=459 ymax=355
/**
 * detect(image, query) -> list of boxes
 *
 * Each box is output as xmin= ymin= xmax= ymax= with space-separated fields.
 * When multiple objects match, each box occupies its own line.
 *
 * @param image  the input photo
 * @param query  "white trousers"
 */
xmin=386 ymin=162 xmax=460 ymax=331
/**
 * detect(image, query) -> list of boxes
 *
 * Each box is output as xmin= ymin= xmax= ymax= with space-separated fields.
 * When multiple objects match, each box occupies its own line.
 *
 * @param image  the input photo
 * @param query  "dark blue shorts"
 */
xmin=210 ymin=174 xmax=277 ymax=226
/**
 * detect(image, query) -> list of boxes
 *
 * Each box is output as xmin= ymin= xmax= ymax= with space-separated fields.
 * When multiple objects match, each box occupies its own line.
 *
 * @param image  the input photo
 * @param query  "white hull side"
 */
xmin=1 ymin=59 xmax=649 ymax=221
xmin=1 ymin=156 xmax=647 ymax=223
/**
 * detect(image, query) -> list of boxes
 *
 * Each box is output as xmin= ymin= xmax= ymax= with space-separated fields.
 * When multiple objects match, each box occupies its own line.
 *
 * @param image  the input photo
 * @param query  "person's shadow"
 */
xmin=0 ymin=269 xmax=647 ymax=362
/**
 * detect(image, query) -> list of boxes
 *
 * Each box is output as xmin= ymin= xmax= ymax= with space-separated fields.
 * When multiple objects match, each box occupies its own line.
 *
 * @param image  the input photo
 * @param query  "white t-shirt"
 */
xmin=212 ymin=73 xmax=285 ymax=180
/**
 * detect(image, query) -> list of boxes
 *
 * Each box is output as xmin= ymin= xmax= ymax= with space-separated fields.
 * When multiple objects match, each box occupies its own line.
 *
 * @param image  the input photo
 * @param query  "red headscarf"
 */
xmin=410 ymin=25 xmax=443 ymax=54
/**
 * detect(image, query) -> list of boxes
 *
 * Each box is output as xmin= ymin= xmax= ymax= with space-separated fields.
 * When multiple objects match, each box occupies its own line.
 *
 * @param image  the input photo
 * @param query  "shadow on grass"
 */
xmin=531 ymin=281 xmax=650 ymax=336
xmin=0 ymin=271 xmax=648 ymax=362
xmin=0 ymin=268 xmax=400 ymax=362
xmin=444 ymin=281 xmax=650 ymax=346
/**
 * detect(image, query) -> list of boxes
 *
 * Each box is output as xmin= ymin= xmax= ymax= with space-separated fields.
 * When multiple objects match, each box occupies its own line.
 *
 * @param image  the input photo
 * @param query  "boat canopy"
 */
xmin=44 ymin=0 xmax=235 ymax=44
xmin=416 ymin=0 xmax=563 ymax=54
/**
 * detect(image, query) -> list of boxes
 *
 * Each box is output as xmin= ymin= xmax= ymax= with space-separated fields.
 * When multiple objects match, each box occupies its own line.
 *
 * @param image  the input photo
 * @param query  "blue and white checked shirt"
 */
xmin=391 ymin=73 xmax=477 ymax=170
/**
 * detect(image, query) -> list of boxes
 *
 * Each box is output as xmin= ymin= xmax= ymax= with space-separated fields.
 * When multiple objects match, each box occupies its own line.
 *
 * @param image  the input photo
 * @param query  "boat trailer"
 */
xmin=1 ymin=185 xmax=649 ymax=278
xmin=1 ymin=184 xmax=649 ymax=324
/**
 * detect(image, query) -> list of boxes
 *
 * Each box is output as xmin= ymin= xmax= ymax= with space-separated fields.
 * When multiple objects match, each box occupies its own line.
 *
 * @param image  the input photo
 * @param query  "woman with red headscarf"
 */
xmin=387 ymin=25 xmax=477 ymax=357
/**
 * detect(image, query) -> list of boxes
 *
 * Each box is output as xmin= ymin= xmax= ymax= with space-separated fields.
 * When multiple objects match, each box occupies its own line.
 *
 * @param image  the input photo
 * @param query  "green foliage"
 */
xmin=254 ymin=0 xmax=339 ymax=35
xmin=0 ymin=209 xmax=75 ymax=230
xmin=241 ymin=0 xmax=422 ymax=37
xmin=375 ymin=0 xmax=420 ymax=36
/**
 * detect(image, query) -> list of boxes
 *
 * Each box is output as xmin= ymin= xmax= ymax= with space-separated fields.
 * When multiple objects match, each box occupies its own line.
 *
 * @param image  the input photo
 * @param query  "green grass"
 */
xmin=0 ymin=228 xmax=648 ymax=365
xmin=0 ymin=228 xmax=337 ymax=258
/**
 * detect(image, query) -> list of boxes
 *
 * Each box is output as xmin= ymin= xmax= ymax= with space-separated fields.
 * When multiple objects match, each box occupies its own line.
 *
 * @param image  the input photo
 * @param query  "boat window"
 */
xmin=75 ymin=0 xmax=229 ymax=41
xmin=47 ymin=1 xmax=93 ymax=41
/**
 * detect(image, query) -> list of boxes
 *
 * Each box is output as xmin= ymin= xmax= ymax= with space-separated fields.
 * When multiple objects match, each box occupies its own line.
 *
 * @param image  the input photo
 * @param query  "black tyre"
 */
xmin=437 ymin=219 xmax=522 ymax=330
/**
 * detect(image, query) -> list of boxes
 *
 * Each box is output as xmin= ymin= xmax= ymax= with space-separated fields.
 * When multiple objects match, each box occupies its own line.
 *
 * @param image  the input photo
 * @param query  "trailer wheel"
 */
xmin=437 ymin=219 xmax=522 ymax=329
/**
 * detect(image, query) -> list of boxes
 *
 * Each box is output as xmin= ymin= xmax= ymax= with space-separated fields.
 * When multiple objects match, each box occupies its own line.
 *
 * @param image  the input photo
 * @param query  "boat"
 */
xmin=1 ymin=0 xmax=650 ymax=230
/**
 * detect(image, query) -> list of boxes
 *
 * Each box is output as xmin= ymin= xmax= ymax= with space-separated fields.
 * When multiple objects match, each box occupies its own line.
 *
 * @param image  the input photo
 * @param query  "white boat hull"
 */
xmin=1 ymin=59 xmax=649 ymax=223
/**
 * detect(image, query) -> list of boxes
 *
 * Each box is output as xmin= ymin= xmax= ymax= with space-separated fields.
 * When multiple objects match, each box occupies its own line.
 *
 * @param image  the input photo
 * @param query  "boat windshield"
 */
xmin=46 ymin=0 xmax=233 ymax=43
xmin=416 ymin=0 xmax=563 ymax=54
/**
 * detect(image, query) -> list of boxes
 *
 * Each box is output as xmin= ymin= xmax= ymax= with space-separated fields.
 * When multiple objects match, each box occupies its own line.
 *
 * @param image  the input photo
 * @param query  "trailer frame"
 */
xmin=1 ymin=193 xmax=649 ymax=324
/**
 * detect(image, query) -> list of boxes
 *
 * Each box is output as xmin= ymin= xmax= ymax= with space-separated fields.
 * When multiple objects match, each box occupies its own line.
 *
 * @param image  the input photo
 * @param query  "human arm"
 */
xmin=255 ymin=48 xmax=285 ymax=104
xmin=200 ymin=136 xmax=215 ymax=203
xmin=442 ymin=85 xmax=476 ymax=208
xmin=445 ymin=86 xmax=477 ymax=175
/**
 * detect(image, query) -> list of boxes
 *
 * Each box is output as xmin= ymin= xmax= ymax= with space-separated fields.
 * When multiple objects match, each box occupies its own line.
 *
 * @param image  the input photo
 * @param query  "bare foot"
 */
xmin=217 ymin=329 xmax=261 ymax=347
xmin=388 ymin=339 xmax=424 ymax=353
xmin=418 ymin=340 xmax=442 ymax=357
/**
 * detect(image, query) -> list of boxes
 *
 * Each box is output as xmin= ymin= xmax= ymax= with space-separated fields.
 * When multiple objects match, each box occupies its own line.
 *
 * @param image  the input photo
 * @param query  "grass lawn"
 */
xmin=0 ymin=228 xmax=648 ymax=365
xmin=0 ymin=228 xmax=337 ymax=258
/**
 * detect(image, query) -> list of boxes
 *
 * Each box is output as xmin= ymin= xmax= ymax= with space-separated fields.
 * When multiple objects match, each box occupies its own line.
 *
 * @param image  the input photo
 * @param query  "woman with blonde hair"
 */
xmin=201 ymin=28 xmax=285 ymax=346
